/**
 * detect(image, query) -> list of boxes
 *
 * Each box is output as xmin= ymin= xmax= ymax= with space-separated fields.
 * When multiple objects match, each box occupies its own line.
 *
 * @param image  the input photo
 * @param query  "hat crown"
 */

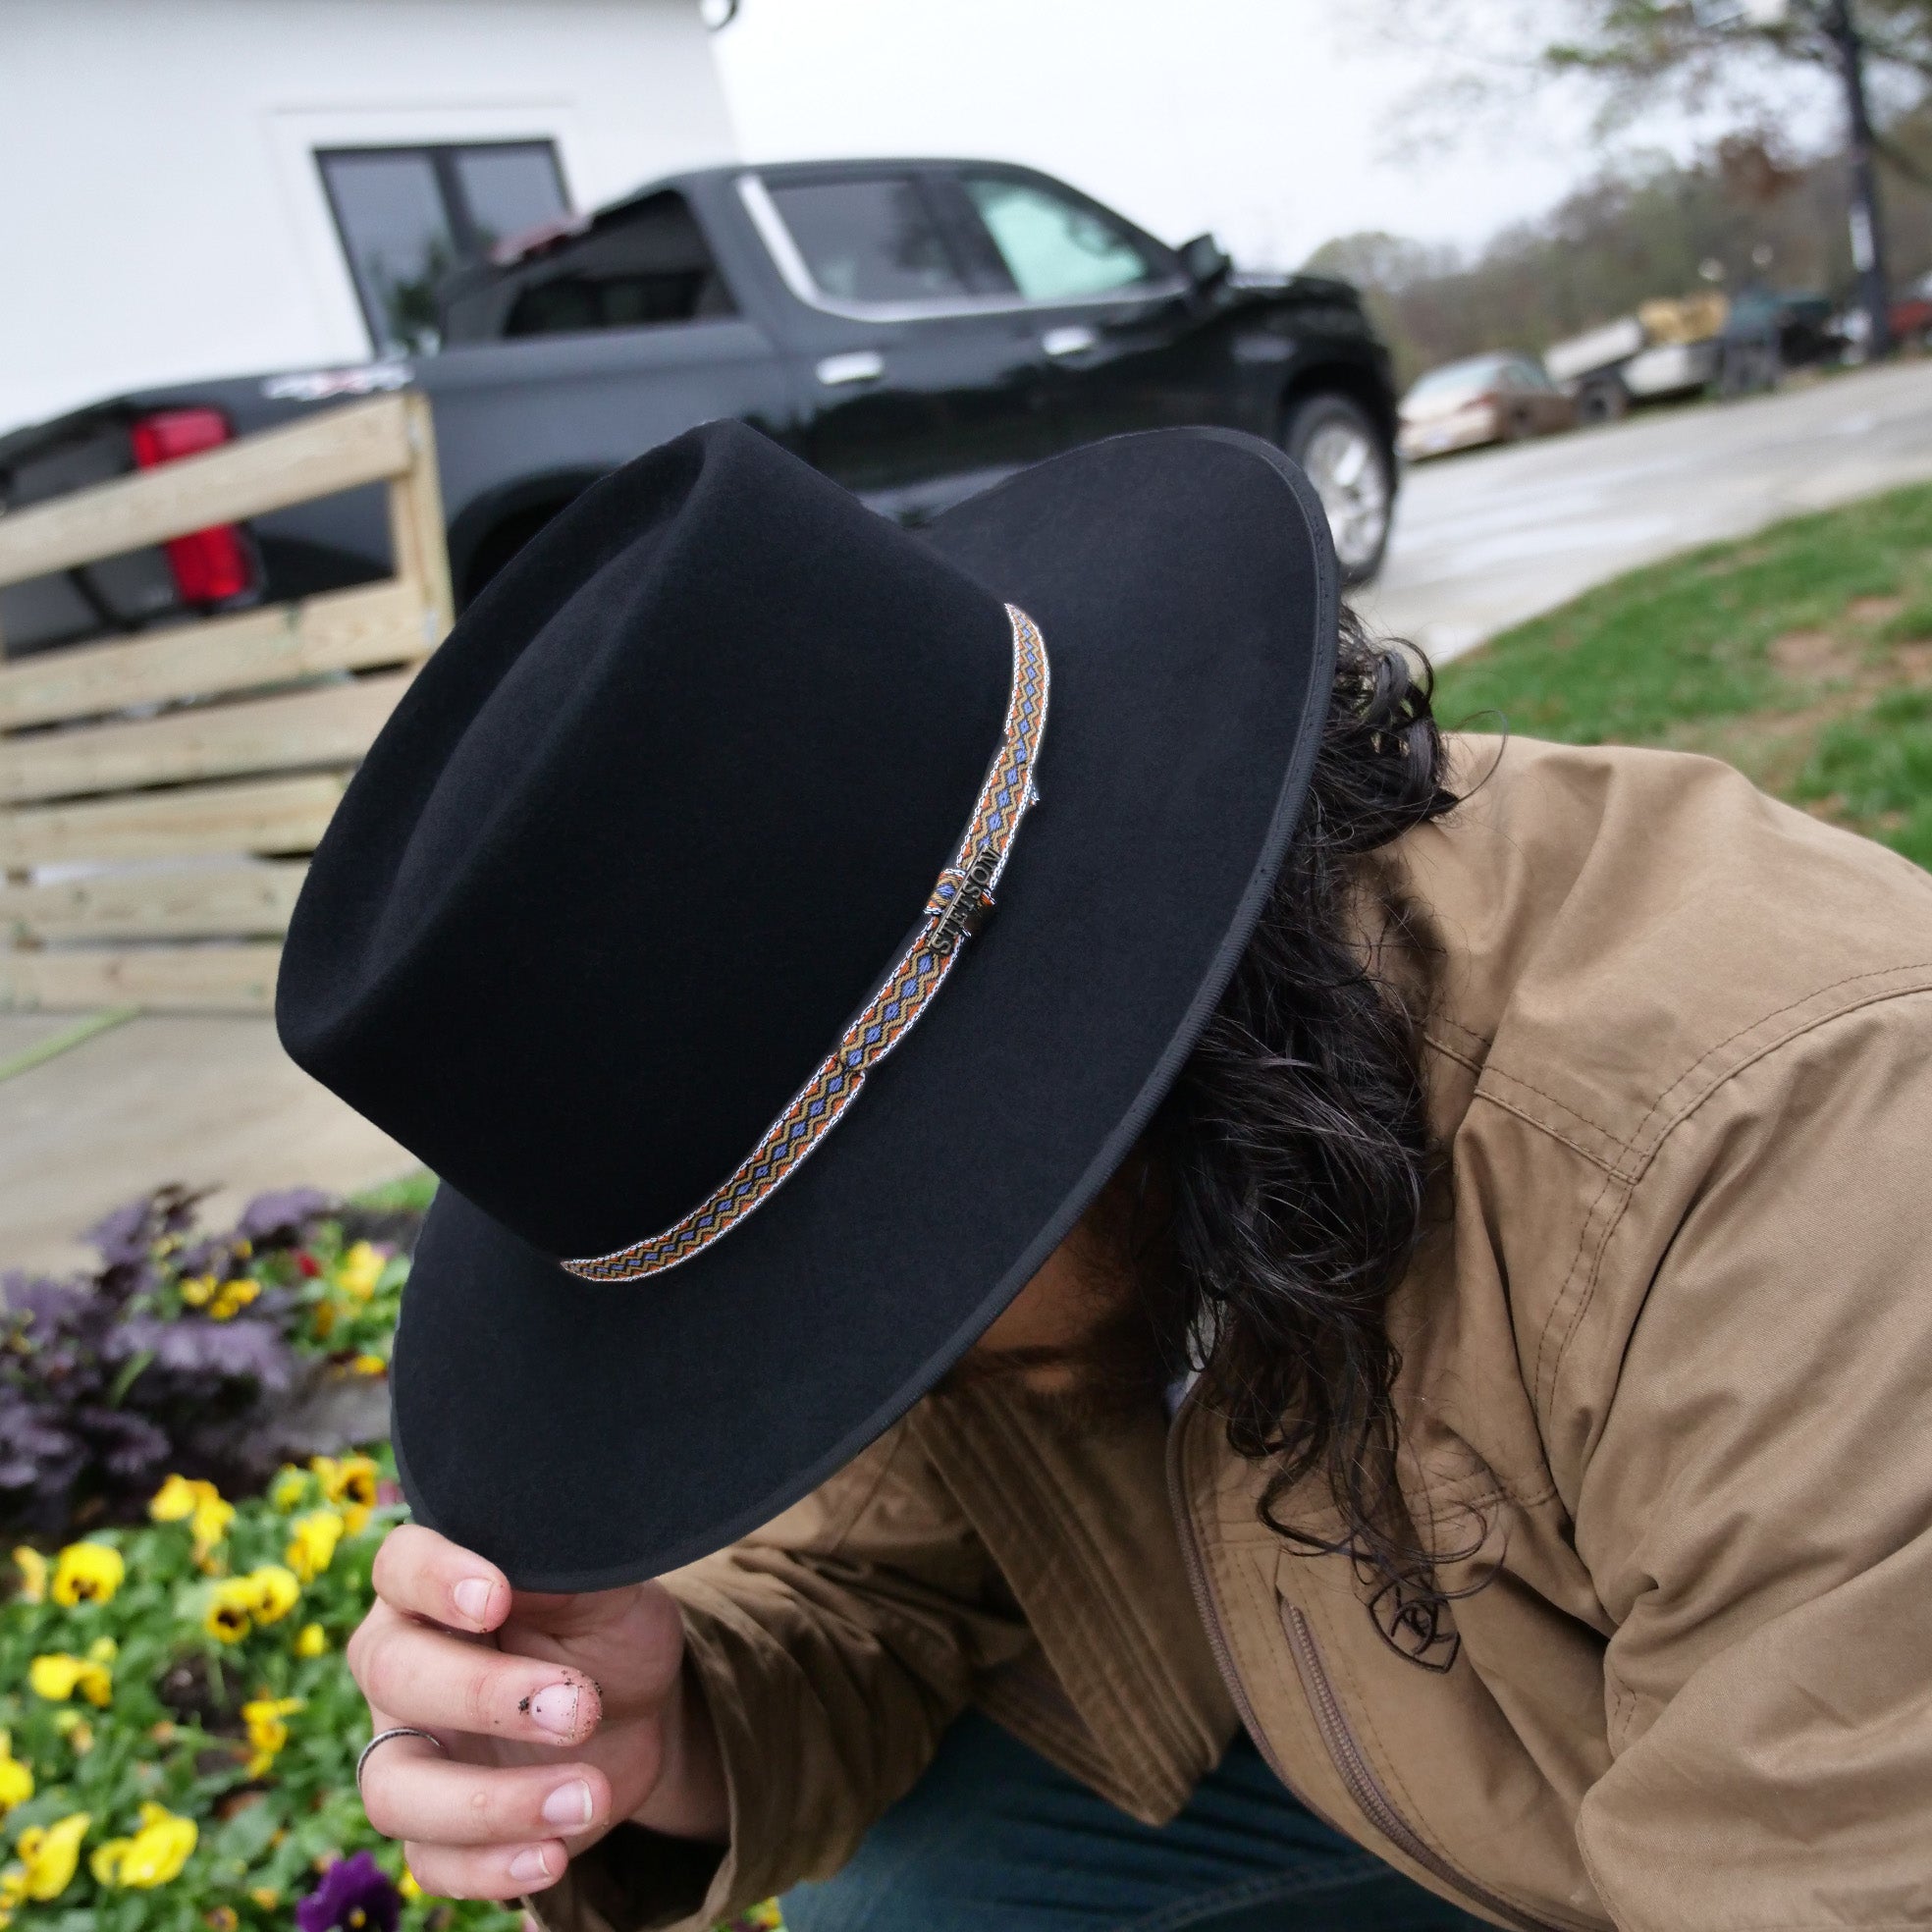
xmin=279 ymin=421 xmax=1014 ymax=1259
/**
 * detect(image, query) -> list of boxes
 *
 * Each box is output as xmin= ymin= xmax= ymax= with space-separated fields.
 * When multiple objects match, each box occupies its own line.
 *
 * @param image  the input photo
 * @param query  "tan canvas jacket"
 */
xmin=535 ymin=736 xmax=1932 ymax=1932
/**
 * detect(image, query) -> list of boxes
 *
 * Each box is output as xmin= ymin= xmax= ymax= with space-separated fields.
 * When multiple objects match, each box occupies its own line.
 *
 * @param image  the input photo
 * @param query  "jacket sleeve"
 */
xmin=529 ymin=1414 xmax=1034 ymax=1932
xmin=1570 ymin=992 xmax=1932 ymax=1930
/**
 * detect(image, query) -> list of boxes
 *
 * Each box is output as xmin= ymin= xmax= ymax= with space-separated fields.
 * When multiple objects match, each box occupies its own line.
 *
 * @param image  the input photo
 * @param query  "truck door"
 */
xmin=744 ymin=168 xmax=1055 ymax=521
xmin=941 ymin=169 xmax=1214 ymax=451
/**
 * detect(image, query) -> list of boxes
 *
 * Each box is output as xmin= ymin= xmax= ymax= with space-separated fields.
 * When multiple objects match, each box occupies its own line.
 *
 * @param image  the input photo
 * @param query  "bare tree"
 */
xmin=1369 ymin=0 xmax=1927 ymax=350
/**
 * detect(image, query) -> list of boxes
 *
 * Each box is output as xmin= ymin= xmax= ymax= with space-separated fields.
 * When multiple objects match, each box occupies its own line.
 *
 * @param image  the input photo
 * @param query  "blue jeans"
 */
xmin=779 ymin=1711 xmax=1490 ymax=1931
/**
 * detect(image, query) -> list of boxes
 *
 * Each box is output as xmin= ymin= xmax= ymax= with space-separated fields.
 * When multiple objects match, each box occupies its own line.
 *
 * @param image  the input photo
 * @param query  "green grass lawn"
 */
xmin=1430 ymin=482 xmax=1932 ymax=869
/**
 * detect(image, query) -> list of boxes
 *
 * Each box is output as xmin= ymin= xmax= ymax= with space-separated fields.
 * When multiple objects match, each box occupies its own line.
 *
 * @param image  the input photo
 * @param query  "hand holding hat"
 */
xmin=349 ymin=1525 xmax=725 ymax=1901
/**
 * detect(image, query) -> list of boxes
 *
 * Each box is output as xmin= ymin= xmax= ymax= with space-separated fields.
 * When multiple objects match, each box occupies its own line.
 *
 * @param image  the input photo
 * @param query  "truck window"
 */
xmin=766 ymin=177 xmax=969 ymax=305
xmin=960 ymin=176 xmax=1154 ymax=302
xmin=441 ymin=193 xmax=735 ymax=341
xmin=319 ymin=141 xmax=569 ymax=354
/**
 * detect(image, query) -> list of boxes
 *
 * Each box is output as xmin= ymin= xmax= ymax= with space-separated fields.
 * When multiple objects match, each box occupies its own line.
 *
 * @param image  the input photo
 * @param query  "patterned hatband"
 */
xmin=564 ymin=605 xmax=1050 ymax=1283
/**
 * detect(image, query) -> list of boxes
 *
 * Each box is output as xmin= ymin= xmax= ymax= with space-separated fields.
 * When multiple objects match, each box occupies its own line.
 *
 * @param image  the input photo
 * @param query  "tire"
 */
xmin=1574 ymin=375 xmax=1630 ymax=426
xmin=1281 ymin=394 xmax=1393 ymax=585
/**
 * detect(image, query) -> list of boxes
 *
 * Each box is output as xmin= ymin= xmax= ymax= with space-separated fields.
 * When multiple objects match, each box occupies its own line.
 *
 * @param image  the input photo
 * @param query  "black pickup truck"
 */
xmin=0 ymin=158 xmax=1398 ymax=658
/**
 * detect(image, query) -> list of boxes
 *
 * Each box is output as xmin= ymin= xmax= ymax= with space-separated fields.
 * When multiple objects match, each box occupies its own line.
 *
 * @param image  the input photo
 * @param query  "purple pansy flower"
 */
xmin=295 ymin=1851 xmax=402 ymax=1932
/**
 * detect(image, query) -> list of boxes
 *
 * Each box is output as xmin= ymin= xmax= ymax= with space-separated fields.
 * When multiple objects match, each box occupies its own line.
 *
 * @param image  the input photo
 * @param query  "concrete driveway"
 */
xmin=6 ymin=357 xmax=1932 ymax=1274
xmin=1358 ymin=356 xmax=1932 ymax=662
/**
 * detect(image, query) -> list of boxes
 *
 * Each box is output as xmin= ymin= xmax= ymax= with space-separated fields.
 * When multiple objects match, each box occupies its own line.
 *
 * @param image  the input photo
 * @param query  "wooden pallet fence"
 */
xmin=0 ymin=393 xmax=452 ymax=1013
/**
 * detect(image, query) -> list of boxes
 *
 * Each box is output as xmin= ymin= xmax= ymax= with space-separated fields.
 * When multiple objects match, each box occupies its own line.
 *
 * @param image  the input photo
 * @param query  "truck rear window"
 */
xmin=440 ymin=193 xmax=735 ymax=343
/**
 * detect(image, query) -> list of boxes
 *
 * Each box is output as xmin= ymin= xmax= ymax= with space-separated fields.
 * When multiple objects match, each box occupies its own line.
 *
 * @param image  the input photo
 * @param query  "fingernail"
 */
xmin=527 ymin=1682 xmax=580 ymax=1738
xmin=542 ymin=1779 xmax=594 ymax=1830
xmin=452 ymin=1578 xmax=495 ymax=1624
xmin=509 ymin=1847 xmax=553 ymax=1884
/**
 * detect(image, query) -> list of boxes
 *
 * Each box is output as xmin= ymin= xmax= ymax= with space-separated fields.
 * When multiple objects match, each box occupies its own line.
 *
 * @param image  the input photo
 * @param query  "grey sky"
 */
xmin=712 ymin=0 xmax=1615 ymax=267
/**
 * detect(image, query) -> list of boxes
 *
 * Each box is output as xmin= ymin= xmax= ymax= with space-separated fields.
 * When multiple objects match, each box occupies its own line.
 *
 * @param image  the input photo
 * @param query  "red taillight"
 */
xmin=130 ymin=407 xmax=254 ymax=604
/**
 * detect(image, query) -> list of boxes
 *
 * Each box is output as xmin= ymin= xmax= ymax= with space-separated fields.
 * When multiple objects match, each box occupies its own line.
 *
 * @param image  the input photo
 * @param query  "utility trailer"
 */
xmin=1543 ymin=295 xmax=1730 ymax=423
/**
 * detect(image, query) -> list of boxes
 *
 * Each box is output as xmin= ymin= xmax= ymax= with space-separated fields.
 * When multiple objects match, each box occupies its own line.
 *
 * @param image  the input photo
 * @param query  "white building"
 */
xmin=0 ymin=0 xmax=738 ymax=433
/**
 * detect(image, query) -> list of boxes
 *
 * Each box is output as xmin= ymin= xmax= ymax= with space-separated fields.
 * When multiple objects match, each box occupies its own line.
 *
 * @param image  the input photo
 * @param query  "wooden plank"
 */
xmin=0 ymin=772 xmax=350 ymax=866
xmin=0 ymin=395 xmax=415 ymax=590
xmin=0 ymin=580 xmax=429 ymax=730
xmin=0 ymin=942 xmax=281 ymax=1013
xmin=0 ymin=860 xmax=307 ymax=941
xmin=386 ymin=394 xmax=456 ymax=645
xmin=1 ymin=668 xmax=414 ymax=805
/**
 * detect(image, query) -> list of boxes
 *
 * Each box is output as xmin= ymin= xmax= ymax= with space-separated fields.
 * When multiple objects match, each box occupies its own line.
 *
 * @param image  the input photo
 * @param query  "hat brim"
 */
xmin=391 ymin=427 xmax=1337 ymax=1590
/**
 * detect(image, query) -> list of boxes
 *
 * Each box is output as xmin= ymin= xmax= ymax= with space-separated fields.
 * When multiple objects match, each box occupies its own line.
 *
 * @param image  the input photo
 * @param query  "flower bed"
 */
xmin=0 ymin=1451 xmax=511 ymax=1930
xmin=1 ymin=1189 xmax=778 ymax=1932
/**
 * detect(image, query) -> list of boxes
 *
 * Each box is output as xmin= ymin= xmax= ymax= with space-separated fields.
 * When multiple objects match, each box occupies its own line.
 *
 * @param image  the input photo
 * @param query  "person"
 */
xmin=279 ymin=420 xmax=1932 ymax=1932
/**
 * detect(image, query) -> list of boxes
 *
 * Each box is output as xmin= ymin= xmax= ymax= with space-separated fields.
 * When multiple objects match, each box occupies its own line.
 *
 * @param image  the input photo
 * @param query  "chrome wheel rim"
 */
xmin=1301 ymin=421 xmax=1390 ymax=575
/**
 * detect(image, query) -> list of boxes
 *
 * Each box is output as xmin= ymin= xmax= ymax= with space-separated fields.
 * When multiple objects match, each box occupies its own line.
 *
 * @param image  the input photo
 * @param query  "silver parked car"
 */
xmin=1397 ymin=353 xmax=1575 ymax=461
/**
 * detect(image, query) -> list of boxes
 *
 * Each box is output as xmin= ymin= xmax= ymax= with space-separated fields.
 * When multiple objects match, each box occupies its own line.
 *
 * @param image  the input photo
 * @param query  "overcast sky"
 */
xmin=712 ymin=0 xmax=1624 ymax=268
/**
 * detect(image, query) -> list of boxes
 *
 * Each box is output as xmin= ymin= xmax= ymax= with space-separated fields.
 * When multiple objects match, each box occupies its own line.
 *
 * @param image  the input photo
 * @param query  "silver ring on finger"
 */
xmin=356 ymin=1726 xmax=448 ymax=1794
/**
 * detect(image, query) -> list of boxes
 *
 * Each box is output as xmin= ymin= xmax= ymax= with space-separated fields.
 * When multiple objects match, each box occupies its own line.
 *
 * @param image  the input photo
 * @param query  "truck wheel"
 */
xmin=1574 ymin=375 xmax=1630 ymax=426
xmin=1282 ymin=394 xmax=1392 ymax=585
xmin=461 ymin=501 xmax=570 ymax=609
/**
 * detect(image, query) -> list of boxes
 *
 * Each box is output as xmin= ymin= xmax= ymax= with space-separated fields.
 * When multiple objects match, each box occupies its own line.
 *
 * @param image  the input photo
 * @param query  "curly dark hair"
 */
xmin=1143 ymin=607 xmax=1465 ymax=1665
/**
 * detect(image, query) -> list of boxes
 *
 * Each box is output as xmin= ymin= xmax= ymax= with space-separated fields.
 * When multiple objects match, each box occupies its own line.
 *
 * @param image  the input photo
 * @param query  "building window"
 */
xmin=318 ymin=142 xmax=570 ymax=356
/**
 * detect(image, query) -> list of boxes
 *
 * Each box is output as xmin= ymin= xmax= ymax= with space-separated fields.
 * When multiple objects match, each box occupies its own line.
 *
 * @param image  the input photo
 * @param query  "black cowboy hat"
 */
xmin=278 ymin=420 xmax=1336 ymax=1590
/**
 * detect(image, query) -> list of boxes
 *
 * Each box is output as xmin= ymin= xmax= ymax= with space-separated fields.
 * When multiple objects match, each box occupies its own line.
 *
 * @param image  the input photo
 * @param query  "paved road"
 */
xmin=7 ymin=357 xmax=1932 ymax=1273
xmin=1357 ymin=357 xmax=1932 ymax=662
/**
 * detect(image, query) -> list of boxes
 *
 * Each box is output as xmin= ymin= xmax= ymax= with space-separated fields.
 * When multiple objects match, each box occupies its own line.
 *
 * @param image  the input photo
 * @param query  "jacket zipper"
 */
xmin=1163 ymin=1396 xmax=1563 ymax=1932
xmin=1163 ymin=1396 xmax=1350 ymax=1844
xmin=1280 ymin=1602 xmax=1566 ymax=1932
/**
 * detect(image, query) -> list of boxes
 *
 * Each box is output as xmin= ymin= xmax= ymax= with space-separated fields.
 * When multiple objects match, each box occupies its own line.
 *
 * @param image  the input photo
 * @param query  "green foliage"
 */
xmin=346 ymin=1173 xmax=441 ymax=1218
xmin=0 ymin=1460 xmax=516 ymax=1931
xmin=1433 ymin=479 xmax=1932 ymax=868
xmin=1796 ymin=684 xmax=1932 ymax=863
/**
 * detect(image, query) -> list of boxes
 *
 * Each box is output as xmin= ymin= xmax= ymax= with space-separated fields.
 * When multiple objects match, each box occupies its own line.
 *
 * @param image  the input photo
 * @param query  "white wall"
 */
xmin=0 ymin=0 xmax=737 ymax=432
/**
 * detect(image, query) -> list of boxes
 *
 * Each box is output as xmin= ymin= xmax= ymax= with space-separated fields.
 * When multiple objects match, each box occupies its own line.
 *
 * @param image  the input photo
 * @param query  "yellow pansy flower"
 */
xmin=0 ymin=1742 xmax=31 ymax=1817
xmin=209 ymin=1276 xmax=261 ymax=1320
xmin=179 ymin=1273 xmax=216 ymax=1308
xmin=242 ymin=1695 xmax=304 ymax=1777
xmin=337 ymin=1240 xmax=386 ymax=1301
xmin=11 ymin=1549 xmax=45 ymax=1605
xmin=17 ymin=1812 xmax=88 ymax=1900
xmin=400 ymin=1867 xmax=424 ymax=1899
xmin=90 ymin=1801 xmax=196 ymax=1888
xmin=150 ymin=1476 xmax=235 ymax=1563
xmin=148 ymin=1473 xmax=200 ymax=1521
xmin=208 ymin=1907 xmax=241 ymax=1931
xmin=50 ymin=1541 xmax=124 ymax=1607
xmin=350 ymin=1353 xmax=388 ymax=1376
xmin=203 ymin=1579 xmax=257 ymax=1643
xmin=192 ymin=1496 xmax=235 ymax=1566
xmin=244 ymin=1564 xmax=301 ymax=1625
xmin=311 ymin=1454 xmax=379 ymax=1533
xmin=268 ymin=1465 xmax=310 ymax=1512
xmin=249 ymin=1884 xmax=281 ymax=1909
xmin=285 ymin=1509 xmax=345 ymax=1583
xmin=294 ymin=1621 xmax=329 ymax=1658
xmin=28 ymin=1650 xmax=112 ymax=1706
